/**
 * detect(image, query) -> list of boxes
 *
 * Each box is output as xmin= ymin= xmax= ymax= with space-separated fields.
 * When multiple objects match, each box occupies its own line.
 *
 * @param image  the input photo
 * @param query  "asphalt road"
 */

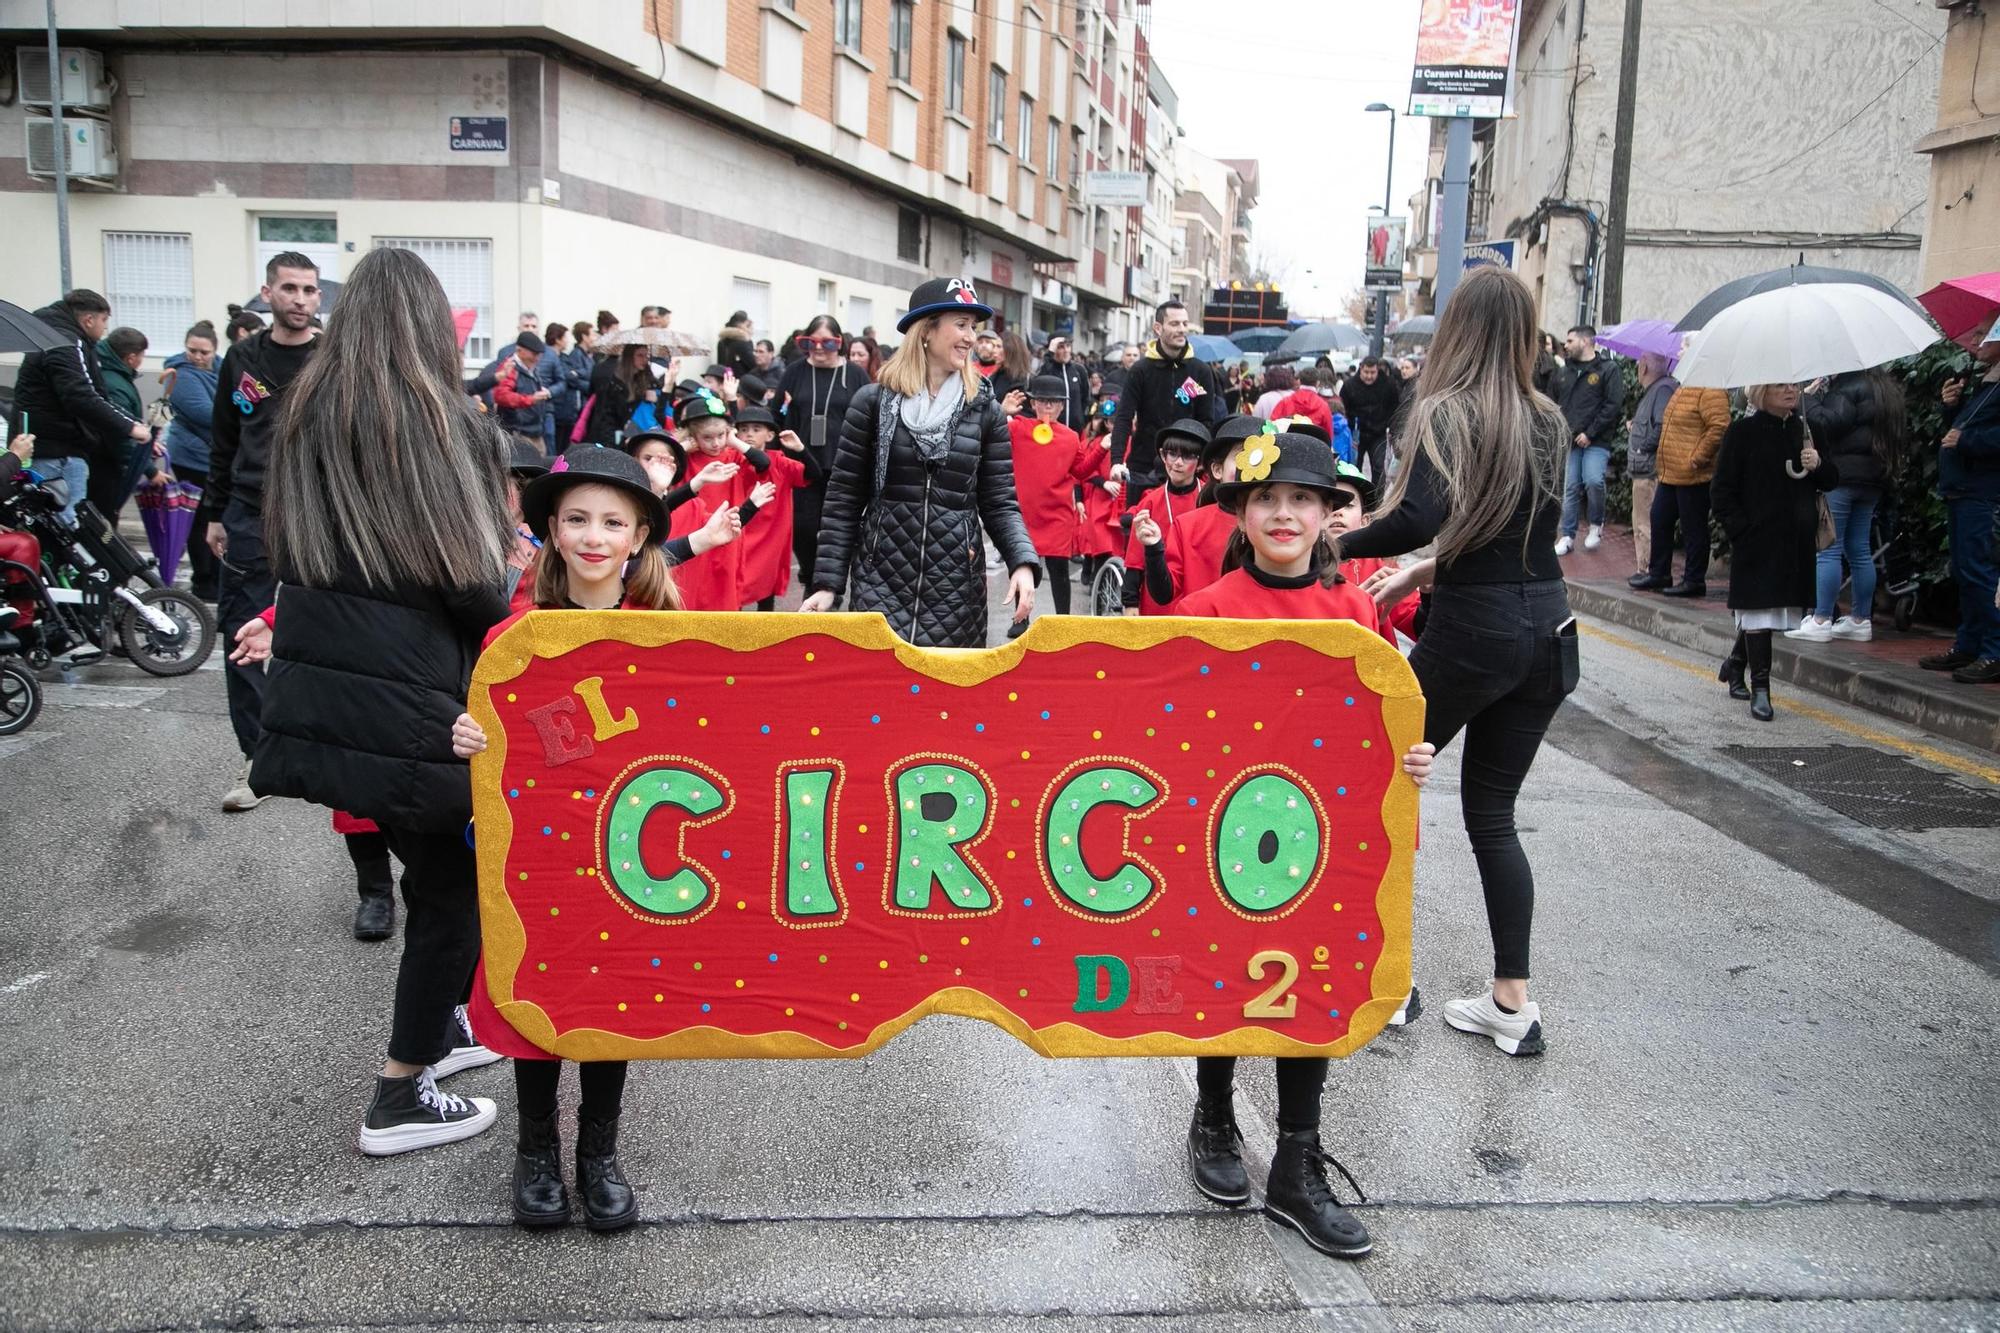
xmin=1 ymin=572 xmax=1997 ymax=1332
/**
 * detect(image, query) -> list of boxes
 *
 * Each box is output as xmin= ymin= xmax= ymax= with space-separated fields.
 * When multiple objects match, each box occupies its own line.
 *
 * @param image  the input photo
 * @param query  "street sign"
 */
xmin=1365 ymin=216 xmax=1407 ymax=287
xmin=449 ymin=116 xmax=507 ymax=152
xmin=1082 ymin=170 xmax=1148 ymax=207
xmin=468 ymin=613 xmax=1421 ymax=1061
xmin=1463 ymin=238 xmax=1517 ymax=272
xmin=1408 ymin=0 xmax=1523 ymax=118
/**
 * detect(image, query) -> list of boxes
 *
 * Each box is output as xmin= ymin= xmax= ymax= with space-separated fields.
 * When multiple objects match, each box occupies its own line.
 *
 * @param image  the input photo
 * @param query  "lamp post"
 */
xmin=1364 ymin=102 xmax=1396 ymax=360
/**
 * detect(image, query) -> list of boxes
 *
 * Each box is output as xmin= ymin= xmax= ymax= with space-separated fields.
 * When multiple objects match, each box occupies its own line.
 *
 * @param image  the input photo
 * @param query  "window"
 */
xmin=731 ymin=278 xmax=773 ymax=343
xmin=375 ymin=237 xmax=493 ymax=360
xmin=1046 ymin=116 xmax=1060 ymax=176
xmin=1018 ymin=95 xmax=1034 ymax=159
xmin=834 ymin=0 xmax=862 ymax=50
xmin=946 ymin=34 xmax=967 ymax=113
xmin=817 ymin=278 xmax=837 ymax=310
xmin=255 ymin=215 xmax=341 ymax=285
xmin=102 ymin=232 xmax=194 ymax=353
xmin=988 ymin=67 xmax=1007 ymax=140
xmin=897 ymin=206 xmax=923 ymax=264
xmin=848 ymin=295 xmax=874 ymax=334
xmin=889 ymin=0 xmax=914 ymax=81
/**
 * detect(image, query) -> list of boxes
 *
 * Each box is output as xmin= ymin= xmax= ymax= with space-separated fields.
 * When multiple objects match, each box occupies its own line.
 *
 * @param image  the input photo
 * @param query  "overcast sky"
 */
xmin=1146 ymin=0 xmax=1436 ymax=321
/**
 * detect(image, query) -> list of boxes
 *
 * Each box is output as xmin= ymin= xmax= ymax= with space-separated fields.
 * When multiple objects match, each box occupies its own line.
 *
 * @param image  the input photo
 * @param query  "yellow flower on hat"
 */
xmin=1233 ymin=437 xmax=1276 ymax=482
xmin=1031 ymin=423 xmax=1055 ymax=445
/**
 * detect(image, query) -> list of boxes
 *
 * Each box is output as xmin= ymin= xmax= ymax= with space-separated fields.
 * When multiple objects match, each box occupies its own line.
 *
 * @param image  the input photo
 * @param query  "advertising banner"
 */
xmin=1408 ymin=0 xmax=1523 ymax=118
xmin=1366 ymin=217 xmax=1408 ymax=288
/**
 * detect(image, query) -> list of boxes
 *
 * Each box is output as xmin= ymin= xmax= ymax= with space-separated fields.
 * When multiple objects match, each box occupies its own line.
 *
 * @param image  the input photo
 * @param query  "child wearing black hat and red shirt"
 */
xmin=1121 ymin=419 xmax=1215 ymax=614
xmin=1007 ymin=376 xmax=1103 ymax=628
xmin=1174 ymin=429 xmax=1436 ymax=1263
xmin=671 ymin=390 xmax=789 ymax=610
xmin=1075 ymin=399 xmax=1124 ymax=590
xmin=731 ymin=404 xmax=819 ymax=610
xmin=450 ymin=446 xmax=681 ymax=1234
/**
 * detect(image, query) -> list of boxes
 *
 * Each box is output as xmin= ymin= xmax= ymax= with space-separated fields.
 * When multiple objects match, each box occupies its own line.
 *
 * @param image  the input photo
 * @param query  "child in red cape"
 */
xmin=729 ymin=404 xmax=818 ymax=609
xmin=1174 ymin=428 xmax=1436 ymax=1265
xmin=1074 ymin=398 xmax=1124 ymax=592
xmin=452 ymin=444 xmax=679 ymax=1234
xmin=1007 ymin=375 xmax=1103 ymax=633
xmin=669 ymin=391 xmax=784 ymax=610
xmin=1121 ymin=419 xmax=1214 ymax=614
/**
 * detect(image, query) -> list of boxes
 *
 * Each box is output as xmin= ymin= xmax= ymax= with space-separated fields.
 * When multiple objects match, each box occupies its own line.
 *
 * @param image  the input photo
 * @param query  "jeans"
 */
xmin=216 ymin=497 xmax=275 ymax=758
xmin=1629 ymin=477 xmax=1656 ymax=574
xmin=1647 ymin=482 xmax=1711 ymax=586
xmin=1947 ymin=497 xmax=2000 ymax=659
xmin=379 ymin=826 xmax=482 ymax=1068
xmin=1814 ymin=484 xmax=1879 ymax=621
xmin=1559 ymin=445 xmax=1608 ymax=536
xmin=1407 ymin=580 xmax=1577 ymax=979
xmin=33 ymin=455 xmax=88 ymax=525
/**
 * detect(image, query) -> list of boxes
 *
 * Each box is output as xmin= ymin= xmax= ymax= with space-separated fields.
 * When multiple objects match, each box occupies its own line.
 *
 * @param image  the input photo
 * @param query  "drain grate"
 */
xmin=1721 ymin=745 xmax=2000 ymax=831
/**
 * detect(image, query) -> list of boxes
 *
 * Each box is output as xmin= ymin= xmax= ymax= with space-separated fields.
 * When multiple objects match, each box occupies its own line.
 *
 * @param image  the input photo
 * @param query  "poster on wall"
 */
xmin=469 ymin=614 xmax=1424 ymax=1063
xmin=1408 ymin=0 xmax=1523 ymax=118
xmin=1365 ymin=217 xmax=1408 ymax=288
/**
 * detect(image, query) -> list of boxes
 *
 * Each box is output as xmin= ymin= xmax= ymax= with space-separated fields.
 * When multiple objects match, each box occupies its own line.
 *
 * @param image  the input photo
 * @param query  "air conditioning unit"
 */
xmin=17 ymin=48 xmax=112 ymax=112
xmin=25 ymin=117 xmax=120 ymax=183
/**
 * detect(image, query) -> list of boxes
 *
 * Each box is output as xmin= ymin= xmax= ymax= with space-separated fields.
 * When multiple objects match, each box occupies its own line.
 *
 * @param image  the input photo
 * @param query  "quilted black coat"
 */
xmin=1711 ymin=411 xmax=1839 ymax=613
xmin=812 ymin=380 xmax=1041 ymax=647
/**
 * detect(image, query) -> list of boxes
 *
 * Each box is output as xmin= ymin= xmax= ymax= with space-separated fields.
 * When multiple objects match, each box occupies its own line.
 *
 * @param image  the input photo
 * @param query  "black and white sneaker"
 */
xmin=1385 ymin=986 xmax=1423 ymax=1028
xmin=358 ymin=1067 xmax=496 ymax=1156
xmin=432 ymin=1004 xmax=503 ymax=1079
xmin=1443 ymin=991 xmax=1545 ymax=1056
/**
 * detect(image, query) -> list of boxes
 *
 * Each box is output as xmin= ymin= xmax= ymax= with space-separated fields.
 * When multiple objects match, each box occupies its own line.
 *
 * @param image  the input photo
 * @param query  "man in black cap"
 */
xmin=1109 ymin=299 xmax=1225 ymax=497
xmin=492 ymin=332 xmax=551 ymax=435
xmin=1036 ymin=333 xmax=1092 ymax=433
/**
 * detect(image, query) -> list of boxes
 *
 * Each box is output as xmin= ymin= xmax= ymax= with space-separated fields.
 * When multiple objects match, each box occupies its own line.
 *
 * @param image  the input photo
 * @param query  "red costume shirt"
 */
xmin=1074 ymin=439 xmax=1123 ymax=558
xmin=1176 ymin=564 xmax=1382 ymax=633
xmin=1007 ymin=417 xmax=1097 ymax=558
xmin=1122 ymin=481 xmax=1209 ymax=615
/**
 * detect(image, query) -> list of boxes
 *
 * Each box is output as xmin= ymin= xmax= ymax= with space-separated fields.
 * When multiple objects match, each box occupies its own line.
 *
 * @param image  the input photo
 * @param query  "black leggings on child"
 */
xmin=1195 ymin=1056 xmax=1328 ymax=1134
xmin=514 ymin=1059 xmax=629 ymax=1119
xmin=1046 ymin=557 xmax=1071 ymax=615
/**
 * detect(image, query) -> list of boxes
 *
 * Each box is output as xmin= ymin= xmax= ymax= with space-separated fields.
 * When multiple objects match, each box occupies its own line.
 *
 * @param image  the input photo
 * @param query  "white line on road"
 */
xmin=0 ymin=732 xmax=55 ymax=760
xmin=44 ymin=683 xmax=168 ymax=708
xmin=1 ymin=972 xmax=49 ymax=996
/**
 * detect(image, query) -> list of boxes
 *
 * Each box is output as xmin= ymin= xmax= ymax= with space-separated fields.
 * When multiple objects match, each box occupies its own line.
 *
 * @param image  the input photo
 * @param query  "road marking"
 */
xmin=1 ymin=972 xmax=48 ymax=996
xmin=0 ymin=732 xmax=54 ymax=760
xmin=1581 ymin=622 xmax=2000 ymax=787
xmin=44 ymin=682 xmax=168 ymax=709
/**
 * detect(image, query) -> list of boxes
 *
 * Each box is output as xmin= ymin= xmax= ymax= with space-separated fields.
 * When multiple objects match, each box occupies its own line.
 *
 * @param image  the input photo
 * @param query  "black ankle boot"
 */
xmin=576 ymin=1114 xmax=637 ymax=1232
xmin=1746 ymin=632 xmax=1775 ymax=721
xmin=352 ymin=854 xmax=395 ymax=942
xmin=513 ymin=1112 xmax=570 ymax=1228
xmin=1263 ymin=1131 xmax=1372 ymax=1259
xmin=1187 ymin=1101 xmax=1250 ymax=1206
xmin=1719 ymin=632 xmax=1750 ymax=700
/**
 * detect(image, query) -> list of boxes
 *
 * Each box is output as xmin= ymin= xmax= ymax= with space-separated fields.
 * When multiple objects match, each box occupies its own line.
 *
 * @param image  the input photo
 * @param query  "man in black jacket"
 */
xmin=9 ymin=290 xmax=150 ymax=525
xmin=1109 ymin=299 xmax=1225 ymax=494
xmin=1035 ymin=334 xmax=1092 ymax=433
xmin=1338 ymin=356 xmax=1404 ymax=483
xmin=1554 ymin=325 xmax=1624 ymax=554
xmin=203 ymin=251 xmax=322 ymax=812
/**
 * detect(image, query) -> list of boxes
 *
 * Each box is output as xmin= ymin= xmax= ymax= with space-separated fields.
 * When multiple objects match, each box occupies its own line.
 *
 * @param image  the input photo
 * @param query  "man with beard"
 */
xmin=1108 ymin=299 xmax=1224 ymax=494
xmin=203 ymin=251 xmax=323 ymax=812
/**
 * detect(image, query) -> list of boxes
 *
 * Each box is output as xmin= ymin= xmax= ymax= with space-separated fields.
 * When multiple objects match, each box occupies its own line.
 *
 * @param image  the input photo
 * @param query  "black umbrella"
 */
xmin=1674 ymin=264 xmax=1926 ymax=332
xmin=0 ymin=299 xmax=69 ymax=355
xmin=242 ymin=278 xmax=342 ymax=315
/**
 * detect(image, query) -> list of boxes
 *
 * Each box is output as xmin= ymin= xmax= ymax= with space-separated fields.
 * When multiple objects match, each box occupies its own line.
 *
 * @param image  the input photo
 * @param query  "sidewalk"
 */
xmin=1561 ymin=522 xmax=2000 ymax=754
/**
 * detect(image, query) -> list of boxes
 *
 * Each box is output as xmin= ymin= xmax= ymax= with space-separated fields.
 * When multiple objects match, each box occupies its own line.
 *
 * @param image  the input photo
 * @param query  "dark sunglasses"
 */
xmin=795 ymin=336 xmax=842 ymax=352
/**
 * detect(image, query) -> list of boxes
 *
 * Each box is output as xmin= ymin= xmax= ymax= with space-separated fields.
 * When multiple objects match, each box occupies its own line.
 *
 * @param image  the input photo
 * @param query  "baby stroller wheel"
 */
xmin=1893 ymin=594 xmax=1916 ymax=633
xmin=118 ymin=587 xmax=217 ymax=677
xmin=0 ymin=660 xmax=42 ymax=736
xmin=1089 ymin=558 xmax=1126 ymax=617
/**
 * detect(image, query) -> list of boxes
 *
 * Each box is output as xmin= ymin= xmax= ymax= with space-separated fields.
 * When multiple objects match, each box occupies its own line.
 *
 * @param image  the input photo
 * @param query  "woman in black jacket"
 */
xmin=254 ymin=247 xmax=517 ymax=1156
xmin=777 ymin=314 xmax=870 ymax=586
xmin=1794 ymin=370 xmax=1905 ymax=641
xmin=583 ymin=344 xmax=659 ymax=446
xmin=802 ymin=278 xmax=1040 ymax=646
xmin=1712 ymin=382 xmax=1840 ymax=719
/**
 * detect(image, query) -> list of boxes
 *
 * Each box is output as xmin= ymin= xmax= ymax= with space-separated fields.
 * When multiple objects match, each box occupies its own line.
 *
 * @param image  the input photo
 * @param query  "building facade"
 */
xmin=1405 ymin=0 xmax=1942 ymax=329
xmin=1 ymin=0 xmax=1231 ymax=364
xmin=1917 ymin=0 xmax=2000 ymax=287
xmin=1170 ymin=143 xmax=1249 ymax=318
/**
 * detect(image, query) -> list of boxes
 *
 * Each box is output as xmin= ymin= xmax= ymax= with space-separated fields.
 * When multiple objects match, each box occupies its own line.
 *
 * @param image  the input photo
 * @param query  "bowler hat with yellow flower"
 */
xmin=1210 ymin=430 xmax=1345 ymax=514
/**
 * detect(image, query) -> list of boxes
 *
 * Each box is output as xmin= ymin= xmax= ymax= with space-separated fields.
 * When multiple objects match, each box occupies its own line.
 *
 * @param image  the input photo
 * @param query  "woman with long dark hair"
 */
xmin=801 ymin=278 xmax=1039 ymax=645
xmin=582 ymin=343 xmax=658 ymax=446
xmin=1792 ymin=369 xmax=1907 ymax=643
xmin=778 ymin=314 xmax=870 ymax=585
xmin=1340 ymin=266 xmax=1575 ymax=1058
xmin=256 ymin=246 xmax=515 ymax=1154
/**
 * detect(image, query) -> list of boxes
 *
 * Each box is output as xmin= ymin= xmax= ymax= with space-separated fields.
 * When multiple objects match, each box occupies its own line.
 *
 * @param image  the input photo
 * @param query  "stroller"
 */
xmin=0 ymin=469 xmax=216 ymax=677
xmin=0 ymin=605 xmax=40 ymax=735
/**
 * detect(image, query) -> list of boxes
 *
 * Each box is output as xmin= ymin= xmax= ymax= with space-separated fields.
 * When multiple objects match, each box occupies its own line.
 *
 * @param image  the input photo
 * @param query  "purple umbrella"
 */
xmin=1597 ymin=319 xmax=1686 ymax=367
xmin=135 ymin=474 xmax=202 ymax=584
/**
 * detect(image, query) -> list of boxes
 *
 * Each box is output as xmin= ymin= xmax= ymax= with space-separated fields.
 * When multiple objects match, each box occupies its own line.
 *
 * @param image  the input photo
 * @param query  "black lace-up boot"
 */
xmin=1263 ymin=1130 xmax=1372 ymax=1259
xmin=575 ymin=1114 xmax=638 ymax=1232
xmin=512 ymin=1111 xmax=570 ymax=1228
xmin=1187 ymin=1099 xmax=1250 ymax=1206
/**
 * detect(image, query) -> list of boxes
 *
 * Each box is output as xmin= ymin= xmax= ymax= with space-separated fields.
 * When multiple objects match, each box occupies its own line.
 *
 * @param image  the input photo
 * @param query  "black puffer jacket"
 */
xmin=1802 ymin=372 xmax=1897 ymax=489
xmin=813 ymin=380 xmax=1041 ymax=647
xmin=253 ymin=553 xmax=510 ymax=833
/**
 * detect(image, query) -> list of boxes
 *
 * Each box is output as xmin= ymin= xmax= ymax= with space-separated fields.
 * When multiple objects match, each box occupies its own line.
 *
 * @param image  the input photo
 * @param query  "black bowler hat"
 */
xmin=507 ymin=434 xmax=549 ymax=478
xmin=677 ymin=388 xmax=733 ymax=427
xmin=1156 ymin=417 xmax=1212 ymax=455
xmin=733 ymin=404 xmax=778 ymax=431
xmin=1028 ymin=374 xmax=1070 ymax=401
xmin=898 ymin=277 xmax=994 ymax=333
xmin=619 ymin=427 xmax=687 ymax=481
xmin=1210 ymin=432 xmax=1345 ymax=514
xmin=520 ymin=445 xmax=671 ymax=543
xmin=1269 ymin=413 xmax=1332 ymax=446
xmin=1206 ymin=416 xmax=1269 ymax=475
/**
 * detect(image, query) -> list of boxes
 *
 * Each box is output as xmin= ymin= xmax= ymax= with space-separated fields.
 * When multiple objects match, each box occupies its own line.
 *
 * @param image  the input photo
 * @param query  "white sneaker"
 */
xmin=1385 ymin=986 xmax=1423 ymax=1028
xmin=357 ymin=1067 xmax=497 ymax=1157
xmin=1583 ymin=524 xmax=1602 ymax=551
xmin=221 ymin=760 xmax=266 ymax=812
xmin=432 ymin=1004 xmax=503 ymax=1079
xmin=1553 ymin=536 xmax=1574 ymax=556
xmin=1442 ymin=991 xmax=1545 ymax=1056
xmin=1830 ymin=616 xmax=1874 ymax=642
xmin=1784 ymin=615 xmax=1835 ymax=643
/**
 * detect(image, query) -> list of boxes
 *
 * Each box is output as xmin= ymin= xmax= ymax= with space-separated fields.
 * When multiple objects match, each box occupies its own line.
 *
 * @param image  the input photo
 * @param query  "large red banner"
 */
xmin=470 ymin=614 xmax=1423 ymax=1061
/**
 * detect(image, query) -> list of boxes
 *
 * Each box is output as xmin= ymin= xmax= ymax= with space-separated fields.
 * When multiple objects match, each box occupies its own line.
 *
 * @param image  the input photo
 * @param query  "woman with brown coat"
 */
xmin=1634 ymin=384 xmax=1733 ymax=595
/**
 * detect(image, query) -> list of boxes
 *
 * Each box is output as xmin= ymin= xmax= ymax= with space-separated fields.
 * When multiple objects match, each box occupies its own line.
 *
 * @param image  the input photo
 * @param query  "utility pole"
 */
xmin=1600 ymin=0 xmax=1644 ymax=324
xmin=1365 ymin=103 xmax=1397 ymax=358
xmin=46 ymin=0 xmax=72 ymax=293
xmin=1433 ymin=115 xmax=1474 ymax=312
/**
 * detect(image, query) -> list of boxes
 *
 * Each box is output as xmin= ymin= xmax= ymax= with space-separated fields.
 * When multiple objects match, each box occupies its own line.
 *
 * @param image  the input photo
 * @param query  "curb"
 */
xmin=1565 ymin=581 xmax=2000 ymax=755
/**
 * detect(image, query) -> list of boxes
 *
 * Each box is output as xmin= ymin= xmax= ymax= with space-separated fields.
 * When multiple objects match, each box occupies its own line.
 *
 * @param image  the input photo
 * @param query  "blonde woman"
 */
xmin=802 ymin=278 xmax=1039 ymax=646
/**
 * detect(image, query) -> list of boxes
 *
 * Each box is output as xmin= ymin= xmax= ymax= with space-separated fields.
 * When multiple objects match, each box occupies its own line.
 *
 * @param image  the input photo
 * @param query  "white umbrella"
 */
xmin=1674 ymin=283 xmax=1938 ymax=388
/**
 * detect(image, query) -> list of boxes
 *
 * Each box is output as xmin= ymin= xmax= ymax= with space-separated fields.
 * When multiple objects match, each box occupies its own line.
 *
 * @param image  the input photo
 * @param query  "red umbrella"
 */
xmin=452 ymin=307 xmax=478 ymax=351
xmin=1917 ymin=272 xmax=2000 ymax=348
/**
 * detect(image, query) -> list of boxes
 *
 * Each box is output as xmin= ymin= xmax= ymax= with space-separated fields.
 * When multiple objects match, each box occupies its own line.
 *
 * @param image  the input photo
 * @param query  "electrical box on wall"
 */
xmin=25 ymin=117 xmax=120 ymax=183
xmin=17 ymin=47 xmax=112 ymax=111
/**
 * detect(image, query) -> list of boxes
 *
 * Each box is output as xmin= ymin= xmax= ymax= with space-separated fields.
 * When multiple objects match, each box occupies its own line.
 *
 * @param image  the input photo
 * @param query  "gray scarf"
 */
xmin=892 ymin=373 xmax=968 ymax=467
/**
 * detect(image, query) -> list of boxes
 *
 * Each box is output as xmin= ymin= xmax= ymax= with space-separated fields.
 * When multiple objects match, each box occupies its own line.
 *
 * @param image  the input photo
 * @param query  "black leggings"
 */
xmin=514 ymin=1059 xmax=629 ymax=1120
xmin=1407 ymin=582 xmax=1575 ymax=981
xmin=1045 ymin=556 xmax=1071 ymax=615
xmin=1195 ymin=1056 xmax=1328 ymax=1134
